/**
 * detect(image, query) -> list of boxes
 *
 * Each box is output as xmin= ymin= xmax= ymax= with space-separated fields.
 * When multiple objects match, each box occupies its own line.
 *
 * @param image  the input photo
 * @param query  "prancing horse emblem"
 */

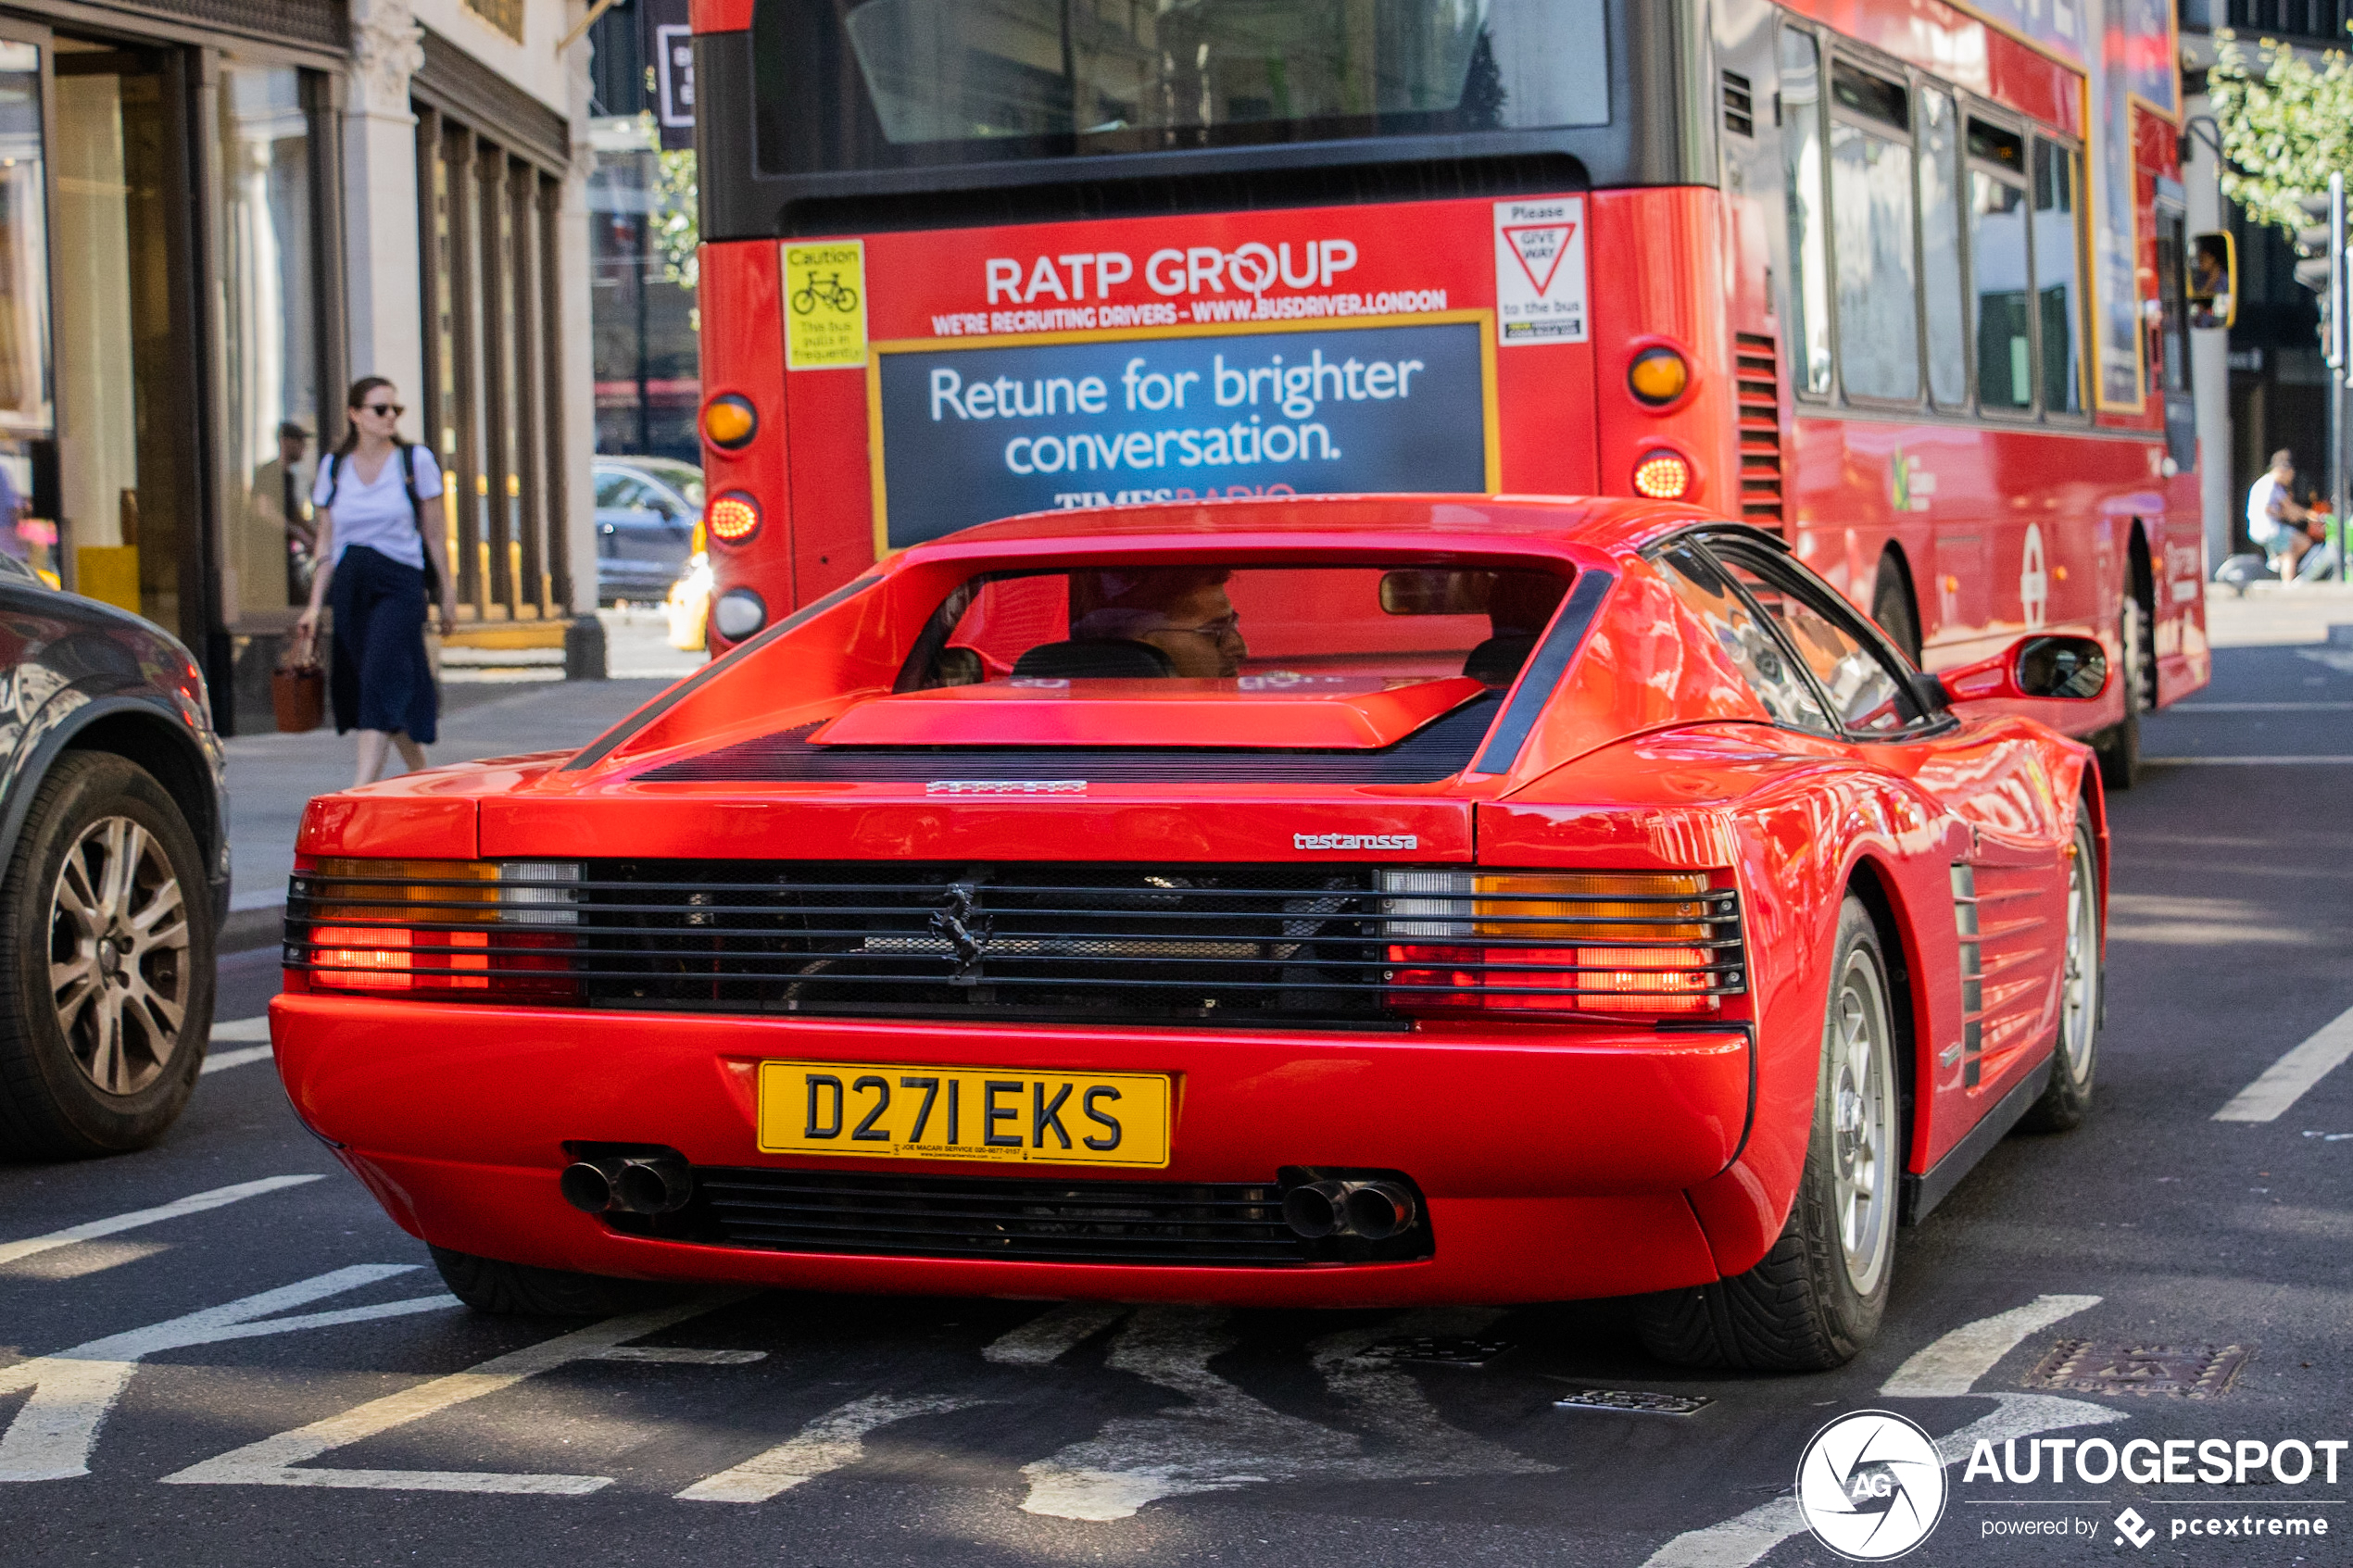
xmin=929 ymin=882 xmax=990 ymax=983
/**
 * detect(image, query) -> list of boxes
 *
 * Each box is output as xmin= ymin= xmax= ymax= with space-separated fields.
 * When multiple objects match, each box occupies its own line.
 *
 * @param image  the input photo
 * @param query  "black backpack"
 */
xmin=321 ymin=441 xmax=442 ymax=601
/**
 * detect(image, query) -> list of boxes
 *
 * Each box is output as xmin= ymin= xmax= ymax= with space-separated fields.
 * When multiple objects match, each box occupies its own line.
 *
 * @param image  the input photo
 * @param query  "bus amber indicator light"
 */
xmin=1632 ymin=450 xmax=1693 ymax=500
xmin=708 ymin=493 xmax=762 ymax=545
xmin=1628 ymin=346 xmax=1690 ymax=406
xmin=702 ymin=395 xmax=758 ymax=450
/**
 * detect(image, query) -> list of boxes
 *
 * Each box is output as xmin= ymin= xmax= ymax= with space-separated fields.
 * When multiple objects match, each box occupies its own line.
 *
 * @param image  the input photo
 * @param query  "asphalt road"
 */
xmin=5 ymin=638 xmax=2351 ymax=1567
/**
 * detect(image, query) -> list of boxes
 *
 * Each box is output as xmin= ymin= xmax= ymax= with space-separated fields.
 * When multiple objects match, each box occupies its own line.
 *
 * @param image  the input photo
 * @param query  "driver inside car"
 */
xmin=1069 ymin=567 xmax=1249 ymax=677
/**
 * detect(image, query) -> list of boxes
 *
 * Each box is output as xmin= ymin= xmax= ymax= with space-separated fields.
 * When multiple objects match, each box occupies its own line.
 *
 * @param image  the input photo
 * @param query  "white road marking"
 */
xmin=981 ymin=1301 xmax=1130 ymax=1366
xmin=209 ymin=1017 xmax=271 ymax=1043
xmin=0 ymin=1174 xmax=325 ymax=1268
xmin=1639 ymin=1395 xmax=2125 ymax=1568
xmin=163 ymin=1298 xmax=733 ymax=1495
xmin=1880 ymin=1294 xmax=2103 ymax=1398
xmin=1017 ymin=1304 xmax=1553 ymax=1522
xmin=675 ymin=1393 xmax=988 ymax=1503
xmin=0 ymin=1239 xmax=169 ymax=1282
xmin=0 ymin=1264 xmax=445 ymax=1481
xmin=2144 ymin=755 xmax=2353 ymax=765
xmin=201 ymin=1047 xmax=274 ymax=1075
xmin=2217 ymin=1007 xmax=2353 ymax=1123
xmin=2171 ymin=701 xmax=2353 ymax=711
xmin=594 ymin=1347 xmax=766 ymax=1366
xmin=1639 ymin=1295 xmax=2112 ymax=1568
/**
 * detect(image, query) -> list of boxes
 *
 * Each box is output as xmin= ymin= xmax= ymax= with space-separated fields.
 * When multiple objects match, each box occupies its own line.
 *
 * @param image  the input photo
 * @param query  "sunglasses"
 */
xmin=358 ymin=402 xmax=405 ymax=417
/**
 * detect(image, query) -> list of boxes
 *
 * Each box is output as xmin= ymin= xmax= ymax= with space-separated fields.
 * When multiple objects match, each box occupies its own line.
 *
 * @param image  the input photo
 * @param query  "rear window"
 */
xmin=754 ymin=0 xmax=1611 ymax=178
xmin=900 ymin=563 xmax=1569 ymax=689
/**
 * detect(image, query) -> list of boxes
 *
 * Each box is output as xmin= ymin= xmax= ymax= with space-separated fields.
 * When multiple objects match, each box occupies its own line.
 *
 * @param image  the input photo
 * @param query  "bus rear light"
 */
xmin=702 ymin=394 xmax=758 ymax=449
xmin=713 ymin=587 xmax=768 ymax=640
xmin=708 ymin=492 xmax=761 ymax=544
xmin=1628 ymin=346 xmax=1691 ymax=406
xmin=1632 ymin=450 xmax=1694 ymax=500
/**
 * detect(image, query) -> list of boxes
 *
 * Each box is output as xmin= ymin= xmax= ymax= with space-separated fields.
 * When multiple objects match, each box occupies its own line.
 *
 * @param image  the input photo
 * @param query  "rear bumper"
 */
xmin=271 ymin=995 xmax=1750 ymax=1306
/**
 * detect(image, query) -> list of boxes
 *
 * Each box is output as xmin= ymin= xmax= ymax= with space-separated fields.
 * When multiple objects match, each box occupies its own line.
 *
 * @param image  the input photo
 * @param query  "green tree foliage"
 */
xmin=2209 ymin=29 xmax=2353 ymax=235
xmin=651 ymin=144 xmax=699 ymax=295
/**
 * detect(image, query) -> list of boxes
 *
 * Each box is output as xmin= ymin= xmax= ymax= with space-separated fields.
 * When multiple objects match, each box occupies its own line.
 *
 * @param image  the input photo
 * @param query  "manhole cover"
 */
xmin=1358 ymin=1336 xmax=1513 ymax=1368
xmin=1554 ymin=1387 xmax=1714 ymax=1416
xmin=2024 ymin=1340 xmax=2253 ymax=1399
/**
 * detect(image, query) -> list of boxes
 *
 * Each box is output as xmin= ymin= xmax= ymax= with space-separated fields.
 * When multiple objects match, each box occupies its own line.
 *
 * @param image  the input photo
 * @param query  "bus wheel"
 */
xmin=2094 ymin=599 xmax=2148 ymax=790
xmin=1869 ymin=555 xmax=1921 ymax=663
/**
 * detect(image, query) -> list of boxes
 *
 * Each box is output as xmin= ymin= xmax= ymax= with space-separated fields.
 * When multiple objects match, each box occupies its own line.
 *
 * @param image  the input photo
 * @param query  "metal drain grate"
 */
xmin=2025 ymin=1340 xmax=2254 ymax=1399
xmin=1554 ymin=1388 xmax=1713 ymax=1415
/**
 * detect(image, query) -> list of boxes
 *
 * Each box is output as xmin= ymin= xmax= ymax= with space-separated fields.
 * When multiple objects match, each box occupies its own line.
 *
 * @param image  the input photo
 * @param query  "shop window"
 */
xmin=0 ymin=40 xmax=51 ymax=576
xmin=217 ymin=64 xmax=322 ymax=620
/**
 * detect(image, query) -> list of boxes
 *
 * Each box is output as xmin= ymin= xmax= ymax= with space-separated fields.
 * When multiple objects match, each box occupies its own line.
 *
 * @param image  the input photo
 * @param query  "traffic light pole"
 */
xmin=2334 ymin=174 xmax=2348 ymax=525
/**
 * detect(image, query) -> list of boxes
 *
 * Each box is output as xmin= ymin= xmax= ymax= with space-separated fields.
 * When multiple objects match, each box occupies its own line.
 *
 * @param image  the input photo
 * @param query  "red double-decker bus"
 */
xmin=684 ymin=0 xmax=2208 ymax=779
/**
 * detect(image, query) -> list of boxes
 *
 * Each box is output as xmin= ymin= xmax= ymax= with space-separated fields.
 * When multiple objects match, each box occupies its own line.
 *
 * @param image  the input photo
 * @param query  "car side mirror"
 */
xmin=1939 ymin=634 xmax=2108 ymax=705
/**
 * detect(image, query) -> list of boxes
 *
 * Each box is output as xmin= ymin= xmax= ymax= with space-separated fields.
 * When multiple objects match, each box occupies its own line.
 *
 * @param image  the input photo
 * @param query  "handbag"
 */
xmin=271 ymin=625 xmax=326 ymax=733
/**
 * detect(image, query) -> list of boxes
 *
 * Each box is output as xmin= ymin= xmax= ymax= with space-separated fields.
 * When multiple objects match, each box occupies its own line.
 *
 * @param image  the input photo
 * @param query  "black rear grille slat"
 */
xmin=634 ymin=694 xmax=1503 ymax=784
xmin=662 ymin=1167 xmax=1427 ymax=1267
xmin=287 ymin=859 xmax=1747 ymax=1026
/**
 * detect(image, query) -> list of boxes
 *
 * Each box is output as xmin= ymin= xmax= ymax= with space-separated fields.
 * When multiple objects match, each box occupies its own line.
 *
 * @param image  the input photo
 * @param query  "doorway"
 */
xmin=52 ymin=38 xmax=204 ymax=650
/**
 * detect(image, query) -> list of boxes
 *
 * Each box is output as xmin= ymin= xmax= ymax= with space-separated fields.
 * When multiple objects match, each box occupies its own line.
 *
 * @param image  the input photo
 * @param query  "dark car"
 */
xmin=595 ymin=458 xmax=703 ymax=603
xmin=0 ymin=550 xmax=225 ymax=1158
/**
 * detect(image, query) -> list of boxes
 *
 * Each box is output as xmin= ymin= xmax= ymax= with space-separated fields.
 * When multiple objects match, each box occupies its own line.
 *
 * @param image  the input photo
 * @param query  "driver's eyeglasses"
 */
xmin=1162 ymin=614 xmax=1242 ymax=641
xmin=360 ymin=402 xmax=404 ymax=417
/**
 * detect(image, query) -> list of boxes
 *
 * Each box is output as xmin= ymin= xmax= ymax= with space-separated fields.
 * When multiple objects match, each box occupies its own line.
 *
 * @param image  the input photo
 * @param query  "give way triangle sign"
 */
xmin=1502 ymin=220 xmax=1576 ymax=295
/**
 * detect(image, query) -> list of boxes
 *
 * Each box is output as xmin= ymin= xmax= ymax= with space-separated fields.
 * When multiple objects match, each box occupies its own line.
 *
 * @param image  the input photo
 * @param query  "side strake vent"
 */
xmin=1951 ymin=864 xmax=1984 ymax=1086
xmin=1734 ymin=332 xmax=1785 ymax=526
xmin=286 ymin=861 xmax=1746 ymax=1029
xmin=1722 ymin=70 xmax=1755 ymax=137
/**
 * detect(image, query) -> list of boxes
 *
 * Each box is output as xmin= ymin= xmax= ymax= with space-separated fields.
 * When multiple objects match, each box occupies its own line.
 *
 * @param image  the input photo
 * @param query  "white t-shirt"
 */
xmin=313 ymin=445 xmax=445 ymax=571
xmin=2246 ymin=472 xmax=2290 ymax=545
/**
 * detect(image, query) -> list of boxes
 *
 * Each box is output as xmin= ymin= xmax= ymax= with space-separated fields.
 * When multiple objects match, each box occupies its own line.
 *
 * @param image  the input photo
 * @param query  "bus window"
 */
xmin=1968 ymin=119 xmax=2031 ymax=412
xmin=1829 ymin=61 xmax=1919 ymax=402
xmin=1780 ymin=27 xmax=1831 ymax=398
xmin=1918 ymin=90 xmax=1967 ymax=408
xmin=2033 ymin=138 xmax=2085 ymax=416
xmin=761 ymin=0 xmax=1609 ymax=175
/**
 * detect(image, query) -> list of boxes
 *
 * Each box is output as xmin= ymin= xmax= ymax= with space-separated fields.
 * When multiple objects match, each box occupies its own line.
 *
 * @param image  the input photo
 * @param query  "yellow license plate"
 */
xmin=755 ymin=1060 xmax=1171 ymax=1168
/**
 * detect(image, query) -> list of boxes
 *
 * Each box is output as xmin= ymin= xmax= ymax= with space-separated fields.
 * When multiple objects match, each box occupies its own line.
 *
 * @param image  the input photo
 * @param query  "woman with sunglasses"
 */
xmin=294 ymin=377 xmax=459 ymax=785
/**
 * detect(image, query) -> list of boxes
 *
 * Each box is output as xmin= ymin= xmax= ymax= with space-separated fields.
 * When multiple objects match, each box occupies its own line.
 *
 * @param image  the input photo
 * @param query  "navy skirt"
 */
xmin=328 ymin=545 xmax=437 ymax=744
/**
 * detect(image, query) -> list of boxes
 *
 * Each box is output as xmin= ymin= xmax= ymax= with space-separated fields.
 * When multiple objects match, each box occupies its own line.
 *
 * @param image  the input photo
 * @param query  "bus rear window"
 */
xmin=754 ymin=0 xmax=1609 ymax=177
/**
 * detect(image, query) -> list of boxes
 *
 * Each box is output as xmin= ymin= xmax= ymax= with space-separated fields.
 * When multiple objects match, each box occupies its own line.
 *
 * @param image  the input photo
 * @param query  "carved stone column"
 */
xmin=343 ymin=0 xmax=427 ymax=432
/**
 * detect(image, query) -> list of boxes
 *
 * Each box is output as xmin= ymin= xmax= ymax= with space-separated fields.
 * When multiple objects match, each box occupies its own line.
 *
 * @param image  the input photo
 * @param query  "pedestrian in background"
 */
xmin=2246 ymin=449 xmax=2312 ymax=580
xmin=293 ymin=377 xmax=457 ymax=786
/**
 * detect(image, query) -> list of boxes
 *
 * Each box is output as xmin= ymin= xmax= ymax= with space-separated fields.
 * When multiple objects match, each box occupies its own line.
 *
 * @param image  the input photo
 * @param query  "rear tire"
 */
xmin=2018 ymin=817 xmax=2103 ymax=1133
xmin=1637 ymin=897 xmax=1898 ymax=1372
xmin=429 ymin=1244 xmax=680 ymax=1317
xmin=0 ymin=752 xmax=213 ymax=1159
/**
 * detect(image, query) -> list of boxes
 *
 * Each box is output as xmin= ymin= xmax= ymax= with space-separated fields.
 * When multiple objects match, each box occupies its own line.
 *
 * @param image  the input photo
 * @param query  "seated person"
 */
xmin=1065 ymin=567 xmax=1248 ymax=677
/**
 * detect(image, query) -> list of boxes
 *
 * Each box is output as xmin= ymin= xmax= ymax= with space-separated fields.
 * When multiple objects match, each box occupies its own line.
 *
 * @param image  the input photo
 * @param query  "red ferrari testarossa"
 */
xmin=273 ymin=495 xmax=2108 ymax=1370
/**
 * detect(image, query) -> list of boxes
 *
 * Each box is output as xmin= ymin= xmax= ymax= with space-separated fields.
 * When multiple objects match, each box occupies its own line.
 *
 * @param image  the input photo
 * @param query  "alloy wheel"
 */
xmin=47 ymin=815 xmax=189 ymax=1096
xmin=2058 ymin=845 xmax=2098 ymax=1086
xmin=1830 ymin=950 xmax=1897 ymax=1297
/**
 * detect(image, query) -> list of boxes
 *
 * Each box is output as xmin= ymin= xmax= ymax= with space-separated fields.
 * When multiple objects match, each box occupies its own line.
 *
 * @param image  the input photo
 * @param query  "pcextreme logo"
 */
xmin=1795 ymin=1410 xmax=1949 ymax=1561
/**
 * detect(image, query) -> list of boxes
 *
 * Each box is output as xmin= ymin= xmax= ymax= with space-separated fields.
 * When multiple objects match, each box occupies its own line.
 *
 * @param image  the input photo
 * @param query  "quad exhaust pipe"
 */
xmin=560 ymin=1155 xmax=693 ymax=1215
xmin=1281 ymin=1179 xmax=1418 ymax=1241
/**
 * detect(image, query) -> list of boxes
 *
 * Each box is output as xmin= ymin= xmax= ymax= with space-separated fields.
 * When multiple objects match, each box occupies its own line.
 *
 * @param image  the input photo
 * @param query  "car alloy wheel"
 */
xmin=1830 ymin=946 xmax=1897 ymax=1298
xmin=2057 ymin=841 xmax=2098 ymax=1087
xmin=49 ymin=814 xmax=189 ymax=1097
